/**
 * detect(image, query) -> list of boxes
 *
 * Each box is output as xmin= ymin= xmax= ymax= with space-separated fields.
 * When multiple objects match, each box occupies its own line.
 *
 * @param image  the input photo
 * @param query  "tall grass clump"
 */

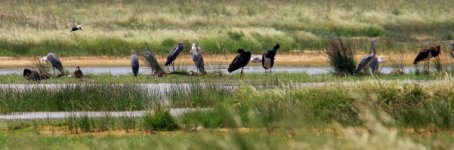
xmin=0 ymin=84 xmax=154 ymax=112
xmin=168 ymin=84 xmax=233 ymax=108
xmin=143 ymin=106 xmax=179 ymax=131
xmin=325 ymin=38 xmax=356 ymax=75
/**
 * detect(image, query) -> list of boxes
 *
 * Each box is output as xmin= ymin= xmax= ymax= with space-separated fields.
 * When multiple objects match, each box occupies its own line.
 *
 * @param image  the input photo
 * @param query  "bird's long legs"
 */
xmin=172 ymin=62 xmax=175 ymax=72
xmin=240 ymin=67 xmax=244 ymax=79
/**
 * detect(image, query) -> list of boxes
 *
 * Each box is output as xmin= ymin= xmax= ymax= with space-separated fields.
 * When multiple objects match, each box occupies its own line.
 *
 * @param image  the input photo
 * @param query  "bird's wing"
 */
xmin=47 ymin=54 xmax=64 ymax=71
xmin=261 ymin=51 xmax=267 ymax=68
xmin=354 ymin=55 xmax=373 ymax=73
xmin=369 ymin=57 xmax=379 ymax=72
xmin=413 ymin=51 xmax=430 ymax=64
xmin=192 ymin=53 xmax=205 ymax=73
xmin=228 ymin=54 xmax=242 ymax=72
xmin=165 ymin=46 xmax=179 ymax=65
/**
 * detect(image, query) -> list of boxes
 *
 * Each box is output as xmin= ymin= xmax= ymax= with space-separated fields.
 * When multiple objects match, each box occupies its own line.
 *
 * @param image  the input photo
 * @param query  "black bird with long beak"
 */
xmin=261 ymin=43 xmax=280 ymax=73
xmin=165 ymin=42 xmax=184 ymax=72
xmin=74 ymin=66 xmax=83 ymax=79
xmin=413 ymin=45 xmax=441 ymax=70
xmin=447 ymin=43 xmax=454 ymax=58
xmin=228 ymin=49 xmax=252 ymax=79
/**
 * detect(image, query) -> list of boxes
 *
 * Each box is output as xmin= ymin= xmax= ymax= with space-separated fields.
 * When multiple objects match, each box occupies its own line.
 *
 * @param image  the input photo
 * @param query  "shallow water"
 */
xmin=0 ymin=65 xmax=424 ymax=75
xmin=0 ymin=108 xmax=209 ymax=120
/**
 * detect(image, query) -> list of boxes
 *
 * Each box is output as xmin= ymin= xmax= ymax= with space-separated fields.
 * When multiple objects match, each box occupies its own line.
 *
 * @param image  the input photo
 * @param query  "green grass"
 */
xmin=1 ymin=81 xmax=454 ymax=149
xmin=0 ymin=72 xmax=440 ymax=84
xmin=1 ymin=0 xmax=454 ymax=56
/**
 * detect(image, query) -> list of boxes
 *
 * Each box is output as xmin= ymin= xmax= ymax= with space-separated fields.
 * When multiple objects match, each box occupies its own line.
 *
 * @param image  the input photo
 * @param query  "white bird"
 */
xmin=250 ymin=55 xmax=262 ymax=63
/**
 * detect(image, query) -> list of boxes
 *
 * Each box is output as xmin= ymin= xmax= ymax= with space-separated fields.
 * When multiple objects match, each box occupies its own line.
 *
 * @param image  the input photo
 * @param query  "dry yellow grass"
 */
xmin=1 ymin=52 xmax=452 ymax=68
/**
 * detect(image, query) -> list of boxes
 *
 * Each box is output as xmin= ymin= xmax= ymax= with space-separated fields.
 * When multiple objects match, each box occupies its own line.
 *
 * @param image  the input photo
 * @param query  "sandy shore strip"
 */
xmin=0 ymin=52 xmax=450 ymax=68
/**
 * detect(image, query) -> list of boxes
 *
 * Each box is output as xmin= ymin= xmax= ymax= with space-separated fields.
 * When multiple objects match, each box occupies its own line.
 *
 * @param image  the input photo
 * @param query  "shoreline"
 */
xmin=0 ymin=52 xmax=452 ymax=68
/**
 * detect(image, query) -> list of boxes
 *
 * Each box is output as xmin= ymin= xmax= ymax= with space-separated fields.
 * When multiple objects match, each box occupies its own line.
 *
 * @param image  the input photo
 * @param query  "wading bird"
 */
xmin=369 ymin=56 xmax=385 ymax=73
xmin=447 ymin=43 xmax=454 ymax=58
xmin=262 ymin=43 xmax=280 ymax=73
xmin=23 ymin=68 xmax=41 ymax=80
xmin=354 ymin=39 xmax=377 ymax=74
xmin=190 ymin=43 xmax=206 ymax=74
xmin=42 ymin=53 xmax=65 ymax=76
xmin=131 ymin=50 xmax=139 ymax=77
xmin=228 ymin=49 xmax=252 ymax=79
xmin=74 ymin=66 xmax=83 ymax=79
xmin=144 ymin=50 xmax=166 ymax=77
xmin=413 ymin=45 xmax=441 ymax=70
xmin=165 ymin=42 xmax=185 ymax=72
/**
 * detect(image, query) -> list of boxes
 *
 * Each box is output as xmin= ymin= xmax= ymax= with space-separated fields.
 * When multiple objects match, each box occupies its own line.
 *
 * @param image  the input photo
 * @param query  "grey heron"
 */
xmin=228 ymin=49 xmax=252 ymax=79
xmin=190 ymin=43 xmax=206 ymax=74
xmin=23 ymin=68 xmax=41 ymax=80
xmin=131 ymin=50 xmax=139 ymax=77
xmin=354 ymin=39 xmax=377 ymax=74
xmin=144 ymin=50 xmax=166 ymax=77
xmin=73 ymin=66 xmax=83 ymax=79
xmin=165 ymin=42 xmax=184 ymax=72
xmin=413 ymin=45 xmax=441 ymax=71
xmin=262 ymin=43 xmax=280 ymax=73
xmin=369 ymin=55 xmax=385 ymax=73
xmin=42 ymin=53 xmax=65 ymax=76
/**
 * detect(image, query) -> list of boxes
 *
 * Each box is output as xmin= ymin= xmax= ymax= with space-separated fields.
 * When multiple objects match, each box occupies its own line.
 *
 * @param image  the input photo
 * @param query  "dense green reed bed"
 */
xmin=1 ymin=0 xmax=454 ymax=56
xmin=0 ymin=72 xmax=439 ymax=84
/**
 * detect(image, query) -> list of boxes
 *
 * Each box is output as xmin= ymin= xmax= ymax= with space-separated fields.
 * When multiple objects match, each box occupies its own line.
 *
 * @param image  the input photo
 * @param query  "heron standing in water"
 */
xmin=354 ymin=39 xmax=378 ymax=75
xmin=190 ymin=43 xmax=206 ymax=74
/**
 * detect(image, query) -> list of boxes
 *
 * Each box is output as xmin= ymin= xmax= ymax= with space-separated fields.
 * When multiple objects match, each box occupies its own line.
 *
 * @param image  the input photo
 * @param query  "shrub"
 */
xmin=325 ymin=38 xmax=356 ymax=75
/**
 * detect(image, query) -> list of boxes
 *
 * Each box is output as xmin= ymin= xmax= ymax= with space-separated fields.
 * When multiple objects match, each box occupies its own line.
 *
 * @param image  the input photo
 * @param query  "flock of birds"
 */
xmin=22 ymin=40 xmax=281 ymax=80
xmin=20 ymin=24 xmax=454 ymax=80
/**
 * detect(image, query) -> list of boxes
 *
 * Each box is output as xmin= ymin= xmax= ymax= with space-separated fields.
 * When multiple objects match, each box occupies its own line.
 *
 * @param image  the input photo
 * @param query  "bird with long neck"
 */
xmin=354 ymin=39 xmax=377 ymax=74
xmin=261 ymin=43 xmax=280 ymax=73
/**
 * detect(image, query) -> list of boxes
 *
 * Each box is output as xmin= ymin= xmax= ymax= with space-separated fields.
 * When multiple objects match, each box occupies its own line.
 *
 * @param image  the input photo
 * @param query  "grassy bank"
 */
xmin=0 ymin=72 xmax=442 ymax=84
xmin=1 ymin=81 xmax=454 ymax=149
xmin=1 ymin=0 xmax=454 ymax=56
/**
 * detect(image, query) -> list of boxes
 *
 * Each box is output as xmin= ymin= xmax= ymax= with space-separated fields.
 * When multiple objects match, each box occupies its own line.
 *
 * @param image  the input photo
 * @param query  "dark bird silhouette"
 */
xmin=262 ymin=43 xmax=280 ymax=73
xmin=131 ymin=51 xmax=139 ymax=77
xmin=190 ymin=43 xmax=206 ymax=74
xmin=165 ymin=42 xmax=184 ymax=72
xmin=228 ymin=49 xmax=252 ymax=79
xmin=73 ymin=66 xmax=83 ymax=79
xmin=23 ymin=68 xmax=41 ymax=80
xmin=42 ymin=53 xmax=65 ymax=76
xmin=447 ymin=43 xmax=454 ymax=58
xmin=144 ymin=50 xmax=166 ymax=77
xmin=413 ymin=45 xmax=441 ymax=64
xmin=413 ymin=46 xmax=441 ymax=71
xmin=354 ymin=39 xmax=377 ymax=74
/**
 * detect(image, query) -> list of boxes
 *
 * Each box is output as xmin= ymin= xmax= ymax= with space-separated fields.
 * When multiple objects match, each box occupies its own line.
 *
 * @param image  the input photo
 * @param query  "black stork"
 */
xmin=261 ymin=43 xmax=280 ymax=73
xmin=23 ymin=68 xmax=41 ymax=80
xmin=228 ymin=49 xmax=252 ymax=79
xmin=74 ymin=66 xmax=83 ymax=79
xmin=413 ymin=45 xmax=441 ymax=70
xmin=165 ymin=42 xmax=184 ymax=72
xmin=354 ymin=39 xmax=378 ymax=74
